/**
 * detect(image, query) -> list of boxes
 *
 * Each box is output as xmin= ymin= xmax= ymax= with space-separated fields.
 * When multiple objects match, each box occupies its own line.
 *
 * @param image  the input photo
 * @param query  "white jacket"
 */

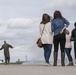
xmin=40 ymin=22 xmax=53 ymax=44
xmin=65 ymin=34 xmax=72 ymax=48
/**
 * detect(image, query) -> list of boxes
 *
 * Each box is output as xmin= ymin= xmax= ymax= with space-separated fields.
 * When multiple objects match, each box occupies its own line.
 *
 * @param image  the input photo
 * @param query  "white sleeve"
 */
xmin=39 ymin=24 xmax=42 ymax=35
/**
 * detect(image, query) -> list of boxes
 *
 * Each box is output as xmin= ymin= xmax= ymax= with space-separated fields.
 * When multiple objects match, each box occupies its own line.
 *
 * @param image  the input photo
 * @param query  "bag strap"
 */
xmin=41 ymin=24 xmax=46 ymax=36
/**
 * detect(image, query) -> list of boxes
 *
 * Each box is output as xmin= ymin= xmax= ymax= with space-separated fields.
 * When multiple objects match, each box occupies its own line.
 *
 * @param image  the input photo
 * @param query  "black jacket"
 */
xmin=71 ymin=28 xmax=76 ymax=41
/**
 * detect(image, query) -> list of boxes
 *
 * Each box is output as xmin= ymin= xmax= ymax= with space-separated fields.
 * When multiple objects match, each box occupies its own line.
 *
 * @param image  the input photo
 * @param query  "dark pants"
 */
xmin=65 ymin=48 xmax=73 ymax=62
xmin=53 ymin=33 xmax=66 ymax=52
xmin=43 ymin=44 xmax=52 ymax=63
xmin=74 ymin=41 xmax=76 ymax=59
xmin=5 ymin=57 xmax=10 ymax=64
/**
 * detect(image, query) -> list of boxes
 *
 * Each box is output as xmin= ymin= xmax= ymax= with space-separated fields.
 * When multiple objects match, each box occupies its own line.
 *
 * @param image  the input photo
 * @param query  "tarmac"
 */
xmin=0 ymin=63 xmax=76 ymax=75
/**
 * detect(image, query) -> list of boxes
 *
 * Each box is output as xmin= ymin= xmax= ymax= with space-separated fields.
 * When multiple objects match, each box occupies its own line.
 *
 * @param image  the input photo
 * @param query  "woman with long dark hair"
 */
xmin=51 ymin=10 xmax=70 ymax=66
xmin=40 ymin=13 xmax=53 ymax=66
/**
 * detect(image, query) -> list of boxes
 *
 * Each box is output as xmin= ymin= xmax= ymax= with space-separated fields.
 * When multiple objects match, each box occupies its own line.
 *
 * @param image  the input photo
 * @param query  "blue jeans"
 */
xmin=43 ymin=44 xmax=52 ymax=63
xmin=65 ymin=48 xmax=73 ymax=62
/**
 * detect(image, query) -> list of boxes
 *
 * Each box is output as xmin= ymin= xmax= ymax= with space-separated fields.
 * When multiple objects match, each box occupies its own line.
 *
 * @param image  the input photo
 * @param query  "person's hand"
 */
xmin=60 ymin=26 xmax=67 ymax=34
xmin=13 ymin=47 xmax=15 ymax=48
xmin=60 ymin=29 xmax=64 ymax=34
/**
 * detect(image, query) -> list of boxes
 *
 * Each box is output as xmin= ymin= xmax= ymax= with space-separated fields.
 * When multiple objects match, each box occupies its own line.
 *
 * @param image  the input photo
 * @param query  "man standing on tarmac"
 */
xmin=0 ymin=41 xmax=13 ymax=64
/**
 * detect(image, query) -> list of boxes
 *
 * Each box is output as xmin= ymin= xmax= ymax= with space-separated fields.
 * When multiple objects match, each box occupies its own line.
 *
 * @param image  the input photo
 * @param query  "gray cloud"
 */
xmin=0 ymin=17 xmax=41 ymax=62
xmin=0 ymin=18 xmax=40 ymax=28
xmin=44 ymin=0 xmax=76 ymax=10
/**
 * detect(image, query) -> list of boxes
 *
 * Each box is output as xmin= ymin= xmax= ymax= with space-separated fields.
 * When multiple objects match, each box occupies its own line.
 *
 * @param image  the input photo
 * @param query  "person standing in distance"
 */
xmin=71 ymin=22 xmax=76 ymax=64
xmin=0 ymin=41 xmax=13 ymax=64
xmin=65 ymin=29 xmax=73 ymax=66
xmin=51 ymin=10 xmax=70 ymax=66
xmin=40 ymin=13 xmax=53 ymax=66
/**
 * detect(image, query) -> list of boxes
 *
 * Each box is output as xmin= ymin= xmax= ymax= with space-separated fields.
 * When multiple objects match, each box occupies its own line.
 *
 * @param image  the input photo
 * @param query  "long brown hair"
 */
xmin=40 ymin=13 xmax=51 ymax=24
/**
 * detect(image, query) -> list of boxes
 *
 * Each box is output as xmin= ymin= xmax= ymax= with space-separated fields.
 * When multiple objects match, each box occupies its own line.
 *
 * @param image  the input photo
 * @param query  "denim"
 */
xmin=43 ymin=44 xmax=52 ymax=63
xmin=51 ymin=18 xmax=70 ymax=35
xmin=65 ymin=48 xmax=73 ymax=61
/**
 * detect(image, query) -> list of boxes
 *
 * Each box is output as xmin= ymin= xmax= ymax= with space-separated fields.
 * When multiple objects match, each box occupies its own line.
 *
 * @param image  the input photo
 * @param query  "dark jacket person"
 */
xmin=71 ymin=22 xmax=76 ymax=64
xmin=0 ymin=41 xmax=13 ymax=64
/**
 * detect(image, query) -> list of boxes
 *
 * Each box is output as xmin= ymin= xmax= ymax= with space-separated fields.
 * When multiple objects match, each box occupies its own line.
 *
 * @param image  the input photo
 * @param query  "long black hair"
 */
xmin=53 ymin=10 xmax=66 ymax=20
xmin=74 ymin=22 xmax=76 ymax=26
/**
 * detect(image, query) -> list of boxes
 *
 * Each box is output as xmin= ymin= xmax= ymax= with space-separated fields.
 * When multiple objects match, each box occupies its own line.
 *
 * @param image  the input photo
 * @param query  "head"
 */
xmin=74 ymin=22 xmax=76 ymax=27
xmin=53 ymin=10 xmax=63 ymax=19
xmin=4 ymin=41 xmax=7 ymax=44
xmin=65 ymin=29 xmax=69 ymax=35
xmin=41 ymin=13 xmax=51 ymax=24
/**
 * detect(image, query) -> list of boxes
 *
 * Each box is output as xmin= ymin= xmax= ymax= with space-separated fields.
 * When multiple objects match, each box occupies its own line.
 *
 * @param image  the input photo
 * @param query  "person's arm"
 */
xmin=60 ymin=26 xmax=67 ymax=34
xmin=0 ymin=45 xmax=4 ymax=50
xmin=71 ymin=30 xmax=75 ymax=41
xmin=39 ymin=24 xmax=42 ymax=35
xmin=60 ymin=19 xmax=70 ymax=34
xmin=8 ymin=44 xmax=13 ymax=48
xmin=50 ymin=23 xmax=53 ymax=35
xmin=51 ymin=21 xmax=55 ymax=32
xmin=64 ymin=19 xmax=70 ymax=27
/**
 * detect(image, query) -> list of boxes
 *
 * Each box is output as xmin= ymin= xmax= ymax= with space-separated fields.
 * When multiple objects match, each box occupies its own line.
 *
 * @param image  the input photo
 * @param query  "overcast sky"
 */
xmin=0 ymin=0 xmax=76 ymax=62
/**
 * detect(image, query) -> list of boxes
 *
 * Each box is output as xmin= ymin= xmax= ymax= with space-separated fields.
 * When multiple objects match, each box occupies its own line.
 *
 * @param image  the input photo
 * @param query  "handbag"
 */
xmin=36 ymin=38 xmax=43 ymax=48
xmin=36 ymin=25 xmax=45 ymax=48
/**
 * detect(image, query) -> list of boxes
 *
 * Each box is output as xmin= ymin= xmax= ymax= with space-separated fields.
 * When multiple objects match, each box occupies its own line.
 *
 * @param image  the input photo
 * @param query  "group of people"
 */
xmin=0 ymin=10 xmax=76 ymax=66
xmin=39 ymin=10 xmax=76 ymax=66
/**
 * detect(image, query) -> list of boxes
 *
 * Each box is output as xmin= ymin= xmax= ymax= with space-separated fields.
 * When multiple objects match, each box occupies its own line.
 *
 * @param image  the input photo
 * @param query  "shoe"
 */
xmin=44 ymin=63 xmax=51 ymax=66
xmin=61 ymin=52 xmax=65 ymax=66
xmin=67 ymin=62 xmax=73 ymax=66
xmin=53 ymin=52 xmax=58 ymax=66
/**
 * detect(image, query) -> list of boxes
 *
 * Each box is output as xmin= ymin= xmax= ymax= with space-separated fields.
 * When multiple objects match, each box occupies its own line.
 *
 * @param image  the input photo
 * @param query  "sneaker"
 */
xmin=44 ymin=63 xmax=51 ymax=66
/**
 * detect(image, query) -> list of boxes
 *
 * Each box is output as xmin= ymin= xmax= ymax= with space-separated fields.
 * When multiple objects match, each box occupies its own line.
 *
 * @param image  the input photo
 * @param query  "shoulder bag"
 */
xmin=36 ymin=25 xmax=45 ymax=48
